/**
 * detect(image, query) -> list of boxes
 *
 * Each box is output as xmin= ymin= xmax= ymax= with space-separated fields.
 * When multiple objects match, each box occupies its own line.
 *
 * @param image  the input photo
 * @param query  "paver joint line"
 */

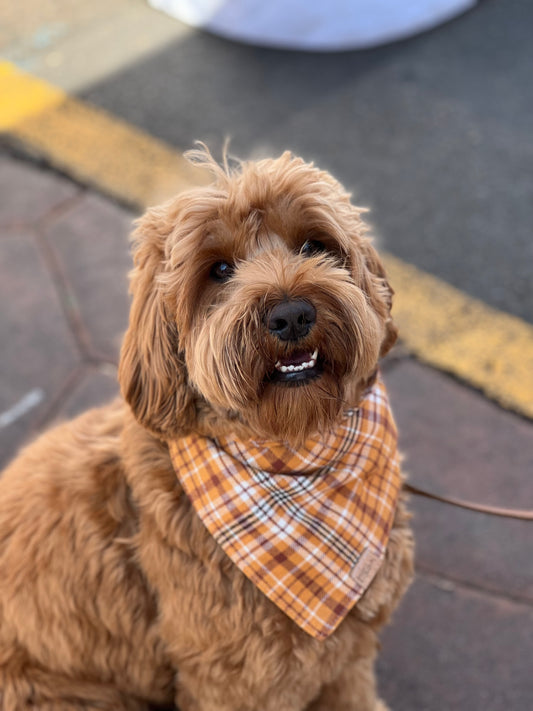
xmin=35 ymin=229 xmax=95 ymax=359
xmin=32 ymin=365 xmax=87 ymax=433
xmin=416 ymin=567 xmax=533 ymax=611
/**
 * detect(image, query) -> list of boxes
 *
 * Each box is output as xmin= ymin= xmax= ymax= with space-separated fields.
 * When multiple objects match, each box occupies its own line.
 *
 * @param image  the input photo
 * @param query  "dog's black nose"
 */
xmin=267 ymin=299 xmax=316 ymax=341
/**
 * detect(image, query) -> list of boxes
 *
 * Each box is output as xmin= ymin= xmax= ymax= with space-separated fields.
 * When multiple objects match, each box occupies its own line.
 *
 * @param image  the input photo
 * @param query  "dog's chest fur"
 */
xmin=121 ymin=409 xmax=412 ymax=708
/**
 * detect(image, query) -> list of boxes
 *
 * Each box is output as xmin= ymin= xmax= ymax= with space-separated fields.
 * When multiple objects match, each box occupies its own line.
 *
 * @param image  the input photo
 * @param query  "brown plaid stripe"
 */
xmin=168 ymin=375 xmax=401 ymax=640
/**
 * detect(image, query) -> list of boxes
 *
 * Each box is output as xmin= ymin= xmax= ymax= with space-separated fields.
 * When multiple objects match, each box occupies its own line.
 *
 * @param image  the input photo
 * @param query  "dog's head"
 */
xmin=119 ymin=148 xmax=397 ymax=444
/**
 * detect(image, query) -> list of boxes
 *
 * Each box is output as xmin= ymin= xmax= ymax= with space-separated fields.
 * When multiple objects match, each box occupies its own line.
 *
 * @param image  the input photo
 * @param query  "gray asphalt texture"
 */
xmin=79 ymin=0 xmax=533 ymax=325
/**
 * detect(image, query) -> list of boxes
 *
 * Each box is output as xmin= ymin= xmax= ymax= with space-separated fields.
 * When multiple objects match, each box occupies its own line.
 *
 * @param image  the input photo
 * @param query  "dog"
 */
xmin=0 ymin=148 xmax=413 ymax=711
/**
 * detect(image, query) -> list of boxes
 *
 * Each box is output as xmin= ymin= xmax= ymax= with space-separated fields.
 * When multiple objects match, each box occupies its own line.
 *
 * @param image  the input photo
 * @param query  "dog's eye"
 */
xmin=300 ymin=239 xmax=327 ymax=257
xmin=210 ymin=261 xmax=234 ymax=282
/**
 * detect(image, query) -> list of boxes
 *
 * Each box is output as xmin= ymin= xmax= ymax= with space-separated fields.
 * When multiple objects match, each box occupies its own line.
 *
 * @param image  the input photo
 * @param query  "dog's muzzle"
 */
xmin=264 ymin=299 xmax=321 ymax=385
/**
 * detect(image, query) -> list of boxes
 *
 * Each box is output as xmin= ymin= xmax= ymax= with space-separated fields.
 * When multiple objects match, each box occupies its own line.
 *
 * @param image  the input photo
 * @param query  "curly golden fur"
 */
xmin=0 ymin=149 xmax=413 ymax=711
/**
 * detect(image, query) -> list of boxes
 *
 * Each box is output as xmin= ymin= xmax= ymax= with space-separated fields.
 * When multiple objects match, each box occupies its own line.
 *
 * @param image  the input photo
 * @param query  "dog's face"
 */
xmin=119 ymin=150 xmax=397 ymax=444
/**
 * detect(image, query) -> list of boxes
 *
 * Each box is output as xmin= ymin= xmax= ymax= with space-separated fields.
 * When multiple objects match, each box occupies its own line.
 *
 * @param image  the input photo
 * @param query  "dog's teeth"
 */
xmin=300 ymin=359 xmax=315 ymax=370
xmin=275 ymin=351 xmax=318 ymax=375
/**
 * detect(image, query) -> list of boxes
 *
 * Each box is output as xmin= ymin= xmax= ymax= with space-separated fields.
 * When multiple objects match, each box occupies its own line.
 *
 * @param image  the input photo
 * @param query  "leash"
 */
xmin=404 ymin=483 xmax=533 ymax=521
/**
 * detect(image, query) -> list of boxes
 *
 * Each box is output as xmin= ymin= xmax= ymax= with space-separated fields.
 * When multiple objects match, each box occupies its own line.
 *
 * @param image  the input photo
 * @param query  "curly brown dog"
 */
xmin=0 ymin=149 xmax=413 ymax=711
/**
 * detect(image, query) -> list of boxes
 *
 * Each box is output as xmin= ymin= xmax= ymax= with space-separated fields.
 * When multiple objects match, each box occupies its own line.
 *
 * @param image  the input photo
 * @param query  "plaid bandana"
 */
xmin=168 ymin=376 xmax=401 ymax=640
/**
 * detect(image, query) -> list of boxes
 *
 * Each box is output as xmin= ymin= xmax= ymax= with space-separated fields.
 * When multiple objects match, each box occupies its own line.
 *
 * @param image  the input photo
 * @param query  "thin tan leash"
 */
xmin=403 ymin=483 xmax=533 ymax=521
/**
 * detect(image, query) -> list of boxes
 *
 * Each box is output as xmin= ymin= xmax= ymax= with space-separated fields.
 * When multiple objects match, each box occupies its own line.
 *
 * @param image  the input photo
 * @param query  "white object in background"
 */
xmin=148 ymin=0 xmax=477 ymax=51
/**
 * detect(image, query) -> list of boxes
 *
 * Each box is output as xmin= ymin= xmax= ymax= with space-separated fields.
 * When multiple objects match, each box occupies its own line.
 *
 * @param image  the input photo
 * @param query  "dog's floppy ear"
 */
xmin=358 ymin=239 xmax=398 ymax=358
xmin=118 ymin=213 xmax=197 ymax=438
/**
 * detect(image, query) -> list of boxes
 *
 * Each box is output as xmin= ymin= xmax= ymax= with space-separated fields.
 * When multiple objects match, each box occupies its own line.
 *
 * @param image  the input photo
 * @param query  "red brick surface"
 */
xmin=58 ymin=367 xmax=120 ymax=420
xmin=379 ymin=575 xmax=533 ymax=710
xmin=0 ymin=229 xmax=80 ymax=467
xmin=384 ymin=361 xmax=533 ymax=603
xmin=0 ymin=154 xmax=79 ymax=226
xmin=44 ymin=192 xmax=134 ymax=361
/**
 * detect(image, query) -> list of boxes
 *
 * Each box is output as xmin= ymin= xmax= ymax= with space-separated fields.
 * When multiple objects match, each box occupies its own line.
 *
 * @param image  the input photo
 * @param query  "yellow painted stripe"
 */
xmin=384 ymin=254 xmax=533 ymax=418
xmin=2 ymin=62 xmax=532 ymax=419
xmin=0 ymin=62 xmax=65 ymax=130
xmin=0 ymin=62 xmax=207 ymax=207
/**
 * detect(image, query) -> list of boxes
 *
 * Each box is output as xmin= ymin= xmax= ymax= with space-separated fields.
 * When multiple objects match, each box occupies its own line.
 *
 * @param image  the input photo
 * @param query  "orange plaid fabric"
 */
xmin=168 ymin=375 xmax=401 ymax=640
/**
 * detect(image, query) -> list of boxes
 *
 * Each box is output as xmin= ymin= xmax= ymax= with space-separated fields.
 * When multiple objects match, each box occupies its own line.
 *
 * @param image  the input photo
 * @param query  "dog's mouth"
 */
xmin=267 ymin=348 xmax=322 ymax=386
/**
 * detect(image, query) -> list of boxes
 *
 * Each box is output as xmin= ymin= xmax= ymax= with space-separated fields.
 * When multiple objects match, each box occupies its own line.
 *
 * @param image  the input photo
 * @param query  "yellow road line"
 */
xmin=385 ymin=255 xmax=533 ymax=418
xmin=2 ymin=61 xmax=533 ymax=419
xmin=0 ymin=63 xmax=65 ymax=130
xmin=0 ymin=62 xmax=207 ymax=208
